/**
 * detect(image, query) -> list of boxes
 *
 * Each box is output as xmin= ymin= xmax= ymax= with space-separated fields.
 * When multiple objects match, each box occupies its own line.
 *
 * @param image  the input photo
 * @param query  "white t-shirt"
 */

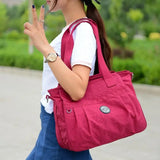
xmin=40 ymin=22 xmax=97 ymax=114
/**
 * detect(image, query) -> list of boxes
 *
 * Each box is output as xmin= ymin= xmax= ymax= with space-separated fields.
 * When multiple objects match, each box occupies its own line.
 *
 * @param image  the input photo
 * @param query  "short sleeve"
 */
xmin=71 ymin=22 xmax=97 ymax=70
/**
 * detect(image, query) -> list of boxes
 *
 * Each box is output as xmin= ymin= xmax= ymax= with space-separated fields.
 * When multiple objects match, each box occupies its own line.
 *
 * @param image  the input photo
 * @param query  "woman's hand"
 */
xmin=24 ymin=5 xmax=50 ymax=54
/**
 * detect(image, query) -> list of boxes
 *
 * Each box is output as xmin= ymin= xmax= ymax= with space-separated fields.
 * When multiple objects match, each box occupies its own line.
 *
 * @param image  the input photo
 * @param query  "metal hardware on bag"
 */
xmin=46 ymin=95 xmax=50 ymax=103
xmin=100 ymin=106 xmax=110 ymax=114
xmin=66 ymin=109 xmax=72 ymax=114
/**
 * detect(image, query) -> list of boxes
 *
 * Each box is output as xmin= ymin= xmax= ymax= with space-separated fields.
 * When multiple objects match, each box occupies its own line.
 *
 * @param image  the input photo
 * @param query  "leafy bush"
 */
xmin=0 ymin=51 xmax=43 ymax=70
xmin=113 ymin=57 xmax=160 ymax=85
xmin=45 ymin=12 xmax=65 ymax=42
xmin=110 ymin=38 xmax=160 ymax=85
xmin=0 ymin=2 xmax=8 ymax=36
xmin=33 ymin=0 xmax=46 ymax=8
xmin=112 ymin=58 xmax=145 ymax=82
xmin=0 ymin=39 xmax=43 ymax=70
xmin=139 ymin=63 xmax=159 ymax=85
xmin=141 ymin=21 xmax=160 ymax=37
xmin=0 ymin=40 xmax=7 ymax=48
xmin=5 ymin=30 xmax=22 ymax=40
xmin=127 ymin=9 xmax=144 ymax=22
xmin=106 ymin=20 xmax=126 ymax=47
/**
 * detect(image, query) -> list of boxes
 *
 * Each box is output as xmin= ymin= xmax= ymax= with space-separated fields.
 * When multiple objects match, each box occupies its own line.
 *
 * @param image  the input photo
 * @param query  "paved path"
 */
xmin=0 ymin=67 xmax=160 ymax=160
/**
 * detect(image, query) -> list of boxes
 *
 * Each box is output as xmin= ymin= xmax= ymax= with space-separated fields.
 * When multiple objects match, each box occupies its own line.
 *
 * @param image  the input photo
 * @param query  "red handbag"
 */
xmin=47 ymin=18 xmax=147 ymax=152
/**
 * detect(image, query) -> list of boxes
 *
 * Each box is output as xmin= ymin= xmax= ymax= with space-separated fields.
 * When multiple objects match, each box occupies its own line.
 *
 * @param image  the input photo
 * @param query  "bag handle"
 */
xmin=61 ymin=18 xmax=117 ymax=87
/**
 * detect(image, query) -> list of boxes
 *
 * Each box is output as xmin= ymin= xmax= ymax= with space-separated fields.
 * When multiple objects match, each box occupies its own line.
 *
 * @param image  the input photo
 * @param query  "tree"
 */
xmin=101 ymin=0 xmax=144 ymax=49
xmin=145 ymin=0 xmax=160 ymax=20
xmin=0 ymin=2 xmax=8 ymax=36
xmin=100 ymin=0 xmax=112 ymax=19
xmin=45 ymin=12 xmax=65 ymax=42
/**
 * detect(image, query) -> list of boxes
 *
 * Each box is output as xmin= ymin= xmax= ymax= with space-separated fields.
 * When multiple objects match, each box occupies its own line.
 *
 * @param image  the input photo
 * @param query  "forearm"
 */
xmin=42 ymin=45 xmax=89 ymax=101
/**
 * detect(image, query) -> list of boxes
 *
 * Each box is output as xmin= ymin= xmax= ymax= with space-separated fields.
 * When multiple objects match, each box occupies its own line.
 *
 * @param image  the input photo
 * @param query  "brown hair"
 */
xmin=48 ymin=0 xmax=112 ymax=71
xmin=84 ymin=1 xmax=112 ymax=71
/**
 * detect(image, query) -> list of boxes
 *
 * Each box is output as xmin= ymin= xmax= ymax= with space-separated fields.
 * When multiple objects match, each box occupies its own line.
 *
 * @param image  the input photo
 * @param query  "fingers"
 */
xmin=39 ymin=5 xmax=45 ymax=28
xmin=24 ymin=22 xmax=33 ymax=31
xmin=24 ymin=5 xmax=45 ymax=38
xmin=24 ymin=29 xmax=32 ymax=37
xmin=32 ymin=5 xmax=38 ymax=27
xmin=24 ymin=22 xmax=35 ymax=37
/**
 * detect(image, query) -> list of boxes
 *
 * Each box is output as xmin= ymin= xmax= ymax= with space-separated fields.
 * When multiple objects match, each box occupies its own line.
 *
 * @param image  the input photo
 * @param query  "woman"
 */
xmin=24 ymin=0 xmax=112 ymax=159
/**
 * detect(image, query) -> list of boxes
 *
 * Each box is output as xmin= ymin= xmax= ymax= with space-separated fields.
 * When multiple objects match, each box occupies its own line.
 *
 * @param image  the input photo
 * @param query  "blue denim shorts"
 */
xmin=26 ymin=104 xmax=92 ymax=160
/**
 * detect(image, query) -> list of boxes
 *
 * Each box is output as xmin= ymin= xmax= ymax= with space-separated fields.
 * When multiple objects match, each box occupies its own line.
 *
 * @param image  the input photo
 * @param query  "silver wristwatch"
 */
xmin=45 ymin=53 xmax=58 ymax=63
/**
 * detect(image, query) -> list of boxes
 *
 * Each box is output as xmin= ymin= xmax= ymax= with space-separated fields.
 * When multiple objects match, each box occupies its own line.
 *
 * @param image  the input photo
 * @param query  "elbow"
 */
xmin=70 ymin=90 xmax=86 ymax=102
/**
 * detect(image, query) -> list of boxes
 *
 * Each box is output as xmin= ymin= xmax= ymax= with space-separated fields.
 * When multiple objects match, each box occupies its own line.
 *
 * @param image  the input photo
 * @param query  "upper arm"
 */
xmin=72 ymin=64 xmax=91 ymax=89
xmin=70 ymin=64 xmax=91 ymax=101
xmin=71 ymin=22 xmax=97 ymax=74
xmin=69 ymin=22 xmax=96 ymax=100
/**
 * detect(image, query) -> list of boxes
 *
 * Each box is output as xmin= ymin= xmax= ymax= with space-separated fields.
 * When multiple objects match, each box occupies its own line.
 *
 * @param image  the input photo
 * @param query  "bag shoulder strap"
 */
xmin=61 ymin=18 xmax=115 ymax=86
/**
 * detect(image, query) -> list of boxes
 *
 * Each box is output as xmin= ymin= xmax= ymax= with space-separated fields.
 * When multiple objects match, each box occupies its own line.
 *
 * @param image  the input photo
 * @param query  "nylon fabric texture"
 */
xmin=47 ymin=18 xmax=147 ymax=152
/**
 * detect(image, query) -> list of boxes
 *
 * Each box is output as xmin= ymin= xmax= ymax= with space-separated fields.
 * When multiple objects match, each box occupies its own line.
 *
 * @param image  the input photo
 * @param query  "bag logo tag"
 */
xmin=100 ymin=106 xmax=111 ymax=114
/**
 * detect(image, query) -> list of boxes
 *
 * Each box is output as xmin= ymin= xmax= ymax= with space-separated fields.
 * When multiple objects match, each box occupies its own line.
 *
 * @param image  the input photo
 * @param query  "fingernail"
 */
xmin=42 ymin=5 xmax=45 ymax=8
xmin=32 ymin=4 xmax=35 ymax=8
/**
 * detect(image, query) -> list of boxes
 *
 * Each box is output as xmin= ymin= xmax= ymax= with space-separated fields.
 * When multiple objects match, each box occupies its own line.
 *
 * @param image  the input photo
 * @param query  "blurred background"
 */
xmin=0 ymin=0 xmax=160 ymax=86
xmin=0 ymin=1 xmax=160 ymax=160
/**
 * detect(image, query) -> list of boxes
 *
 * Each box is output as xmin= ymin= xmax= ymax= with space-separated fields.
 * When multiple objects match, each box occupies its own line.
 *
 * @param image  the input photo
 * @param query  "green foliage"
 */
xmin=127 ymin=9 xmax=144 ymax=22
xmin=144 ymin=0 xmax=160 ymax=20
xmin=2 ymin=0 xmax=65 ymax=42
xmin=0 ymin=38 xmax=160 ymax=85
xmin=5 ymin=30 xmax=21 ymax=40
xmin=45 ymin=12 xmax=65 ymax=42
xmin=141 ymin=21 xmax=160 ymax=37
xmin=6 ymin=1 xmax=28 ymax=32
xmin=101 ymin=0 xmax=159 ymax=48
xmin=0 ymin=40 xmax=7 ymax=49
xmin=0 ymin=51 xmax=43 ymax=70
xmin=111 ymin=39 xmax=160 ymax=85
xmin=0 ymin=39 xmax=43 ymax=70
xmin=103 ymin=0 xmax=141 ymax=48
xmin=109 ymin=0 xmax=123 ymax=20
xmin=0 ymin=2 xmax=8 ymax=36
xmin=113 ymin=58 xmax=145 ymax=82
xmin=7 ymin=18 xmax=22 ymax=32
xmin=33 ymin=0 xmax=46 ymax=9
xmin=122 ymin=0 xmax=145 ymax=12
xmin=105 ymin=20 xmax=126 ymax=47
xmin=0 ymin=0 xmax=159 ymax=86
xmin=100 ymin=0 xmax=111 ymax=19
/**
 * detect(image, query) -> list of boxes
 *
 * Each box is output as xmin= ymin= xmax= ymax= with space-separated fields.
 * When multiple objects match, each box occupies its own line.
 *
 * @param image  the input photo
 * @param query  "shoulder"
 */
xmin=76 ymin=22 xmax=93 ymax=30
xmin=74 ymin=22 xmax=94 ymax=35
xmin=72 ymin=22 xmax=96 ymax=43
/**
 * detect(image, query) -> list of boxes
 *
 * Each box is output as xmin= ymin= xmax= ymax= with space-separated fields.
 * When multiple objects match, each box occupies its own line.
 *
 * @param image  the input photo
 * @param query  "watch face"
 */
xmin=48 ymin=53 xmax=57 ymax=62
